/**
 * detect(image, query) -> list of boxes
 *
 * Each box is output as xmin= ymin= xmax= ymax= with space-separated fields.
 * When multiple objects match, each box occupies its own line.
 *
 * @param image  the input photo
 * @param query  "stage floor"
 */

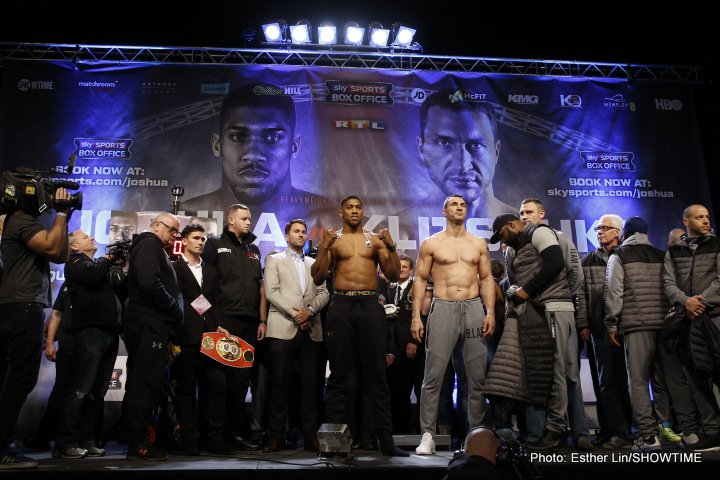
xmin=4 ymin=442 xmax=720 ymax=480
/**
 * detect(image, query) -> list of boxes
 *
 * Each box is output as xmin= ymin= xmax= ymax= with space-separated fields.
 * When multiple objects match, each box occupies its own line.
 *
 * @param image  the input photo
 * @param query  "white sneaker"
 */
xmin=682 ymin=433 xmax=700 ymax=446
xmin=415 ymin=432 xmax=436 ymax=455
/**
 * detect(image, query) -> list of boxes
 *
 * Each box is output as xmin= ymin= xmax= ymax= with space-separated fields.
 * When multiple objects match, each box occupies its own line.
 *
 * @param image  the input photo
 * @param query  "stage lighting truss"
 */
xmin=260 ymin=19 xmax=418 ymax=51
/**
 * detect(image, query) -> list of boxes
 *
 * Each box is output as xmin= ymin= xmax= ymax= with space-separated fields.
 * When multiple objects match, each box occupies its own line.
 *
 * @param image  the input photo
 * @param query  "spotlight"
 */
xmin=290 ymin=20 xmax=312 ymax=44
xmin=368 ymin=22 xmax=390 ymax=48
xmin=344 ymin=22 xmax=366 ymax=46
xmin=262 ymin=21 xmax=286 ymax=43
xmin=392 ymin=24 xmax=416 ymax=47
xmin=318 ymin=23 xmax=337 ymax=45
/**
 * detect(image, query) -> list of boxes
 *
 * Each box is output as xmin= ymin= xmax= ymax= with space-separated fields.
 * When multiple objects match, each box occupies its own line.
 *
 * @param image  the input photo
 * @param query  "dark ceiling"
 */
xmin=0 ymin=0 xmax=715 ymax=69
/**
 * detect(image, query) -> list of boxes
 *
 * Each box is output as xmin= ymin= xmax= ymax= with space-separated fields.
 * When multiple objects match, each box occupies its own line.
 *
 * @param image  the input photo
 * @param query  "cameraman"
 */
xmin=53 ymin=230 xmax=124 ymax=459
xmin=0 ymin=189 xmax=72 ymax=469
xmin=445 ymin=427 xmax=511 ymax=480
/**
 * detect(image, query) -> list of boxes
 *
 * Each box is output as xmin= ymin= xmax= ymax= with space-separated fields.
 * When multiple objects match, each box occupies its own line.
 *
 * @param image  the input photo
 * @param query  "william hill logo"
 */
xmin=17 ymin=78 xmax=55 ymax=91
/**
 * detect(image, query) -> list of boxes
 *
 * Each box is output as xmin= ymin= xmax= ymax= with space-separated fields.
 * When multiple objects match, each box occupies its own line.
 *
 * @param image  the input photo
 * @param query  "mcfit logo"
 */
xmin=17 ymin=78 xmax=55 ymax=91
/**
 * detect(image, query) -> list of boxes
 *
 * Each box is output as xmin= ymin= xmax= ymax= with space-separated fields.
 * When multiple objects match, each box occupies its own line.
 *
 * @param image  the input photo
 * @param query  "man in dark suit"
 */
xmin=172 ymin=223 xmax=217 ymax=455
xmin=263 ymin=219 xmax=329 ymax=453
xmin=387 ymin=254 xmax=425 ymax=434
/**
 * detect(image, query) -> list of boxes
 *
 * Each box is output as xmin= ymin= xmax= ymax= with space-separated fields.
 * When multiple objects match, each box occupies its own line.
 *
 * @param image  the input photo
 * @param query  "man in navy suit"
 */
xmin=263 ymin=219 xmax=329 ymax=453
xmin=172 ymin=223 xmax=218 ymax=455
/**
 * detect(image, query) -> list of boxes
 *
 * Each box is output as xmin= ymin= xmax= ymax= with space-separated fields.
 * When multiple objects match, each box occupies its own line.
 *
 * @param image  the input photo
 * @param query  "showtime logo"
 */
xmin=655 ymin=98 xmax=682 ymax=111
xmin=508 ymin=94 xmax=539 ymax=105
xmin=17 ymin=78 xmax=55 ymax=91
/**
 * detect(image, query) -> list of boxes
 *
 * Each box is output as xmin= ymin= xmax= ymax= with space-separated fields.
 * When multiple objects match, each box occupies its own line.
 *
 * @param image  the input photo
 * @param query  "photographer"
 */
xmin=445 ymin=427 xmax=511 ymax=480
xmin=53 ymin=230 xmax=124 ymax=459
xmin=0 ymin=188 xmax=72 ymax=469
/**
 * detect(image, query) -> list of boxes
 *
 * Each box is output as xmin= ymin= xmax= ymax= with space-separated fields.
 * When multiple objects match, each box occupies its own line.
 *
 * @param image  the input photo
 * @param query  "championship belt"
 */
xmin=200 ymin=332 xmax=255 ymax=368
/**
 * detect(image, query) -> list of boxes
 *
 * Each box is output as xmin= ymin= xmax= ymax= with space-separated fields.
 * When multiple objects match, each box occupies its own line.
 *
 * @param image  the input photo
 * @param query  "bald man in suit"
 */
xmin=263 ymin=219 xmax=329 ymax=453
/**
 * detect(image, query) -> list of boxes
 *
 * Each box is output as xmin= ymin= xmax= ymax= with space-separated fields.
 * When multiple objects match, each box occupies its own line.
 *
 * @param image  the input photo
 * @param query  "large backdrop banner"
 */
xmin=0 ymin=61 xmax=713 ymax=431
xmin=0 ymin=63 xmax=713 ymax=270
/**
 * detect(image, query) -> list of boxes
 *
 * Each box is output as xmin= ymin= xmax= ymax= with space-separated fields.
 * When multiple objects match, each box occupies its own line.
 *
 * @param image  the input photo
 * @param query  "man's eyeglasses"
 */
xmin=594 ymin=225 xmax=618 ymax=232
xmin=157 ymin=220 xmax=179 ymax=236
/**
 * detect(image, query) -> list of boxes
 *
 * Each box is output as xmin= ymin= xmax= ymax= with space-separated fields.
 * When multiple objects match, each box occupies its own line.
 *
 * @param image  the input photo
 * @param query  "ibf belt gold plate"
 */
xmin=200 ymin=332 xmax=254 ymax=368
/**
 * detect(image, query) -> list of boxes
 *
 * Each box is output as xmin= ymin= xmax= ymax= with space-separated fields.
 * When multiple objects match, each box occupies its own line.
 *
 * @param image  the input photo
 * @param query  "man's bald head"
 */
xmin=667 ymin=228 xmax=685 ymax=247
xmin=463 ymin=427 xmax=499 ymax=464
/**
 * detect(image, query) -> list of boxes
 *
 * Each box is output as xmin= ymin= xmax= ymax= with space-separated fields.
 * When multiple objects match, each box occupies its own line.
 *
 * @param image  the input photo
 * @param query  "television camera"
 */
xmin=1 ymin=167 xmax=82 ymax=216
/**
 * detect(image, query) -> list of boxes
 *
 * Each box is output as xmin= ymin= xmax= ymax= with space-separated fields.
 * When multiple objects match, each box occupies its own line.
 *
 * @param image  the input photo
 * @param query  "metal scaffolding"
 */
xmin=0 ymin=42 xmax=702 ymax=82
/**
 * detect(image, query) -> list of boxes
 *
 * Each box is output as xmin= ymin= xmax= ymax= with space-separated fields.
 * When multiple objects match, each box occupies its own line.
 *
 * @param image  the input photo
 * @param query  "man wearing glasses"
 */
xmin=575 ymin=214 xmax=634 ymax=449
xmin=123 ymin=212 xmax=183 ymax=461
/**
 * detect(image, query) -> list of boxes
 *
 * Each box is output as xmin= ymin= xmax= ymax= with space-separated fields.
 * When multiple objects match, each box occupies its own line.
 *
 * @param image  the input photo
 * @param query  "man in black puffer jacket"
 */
xmin=664 ymin=204 xmax=720 ymax=451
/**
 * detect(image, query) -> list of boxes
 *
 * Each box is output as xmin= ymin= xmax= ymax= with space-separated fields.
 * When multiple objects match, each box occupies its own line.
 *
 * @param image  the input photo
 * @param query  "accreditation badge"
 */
xmin=200 ymin=332 xmax=254 ymax=368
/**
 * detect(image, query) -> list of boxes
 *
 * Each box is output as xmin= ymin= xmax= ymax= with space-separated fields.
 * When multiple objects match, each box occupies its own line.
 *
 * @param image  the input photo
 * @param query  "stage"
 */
xmin=4 ymin=441 xmax=720 ymax=480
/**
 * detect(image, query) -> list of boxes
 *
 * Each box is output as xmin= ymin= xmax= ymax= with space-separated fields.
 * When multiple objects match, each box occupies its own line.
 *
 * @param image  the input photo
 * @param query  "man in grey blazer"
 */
xmin=263 ymin=219 xmax=329 ymax=453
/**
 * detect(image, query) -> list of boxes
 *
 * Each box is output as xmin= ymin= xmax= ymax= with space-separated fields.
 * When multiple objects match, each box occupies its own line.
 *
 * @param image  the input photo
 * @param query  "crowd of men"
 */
xmin=1 ymin=191 xmax=718 ymax=472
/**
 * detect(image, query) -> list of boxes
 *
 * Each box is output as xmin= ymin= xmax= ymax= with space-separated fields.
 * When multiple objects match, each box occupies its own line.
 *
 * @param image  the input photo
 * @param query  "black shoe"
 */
xmin=23 ymin=437 xmax=50 ymax=452
xmin=380 ymin=441 xmax=410 ymax=457
xmin=206 ymin=442 xmax=236 ymax=456
xmin=182 ymin=440 xmax=200 ymax=456
xmin=358 ymin=440 xmax=377 ymax=451
xmin=0 ymin=452 xmax=38 ymax=470
xmin=263 ymin=437 xmax=284 ymax=452
xmin=229 ymin=436 xmax=261 ymax=451
xmin=528 ymin=429 xmax=565 ymax=451
xmin=126 ymin=443 xmax=168 ymax=461
xmin=688 ymin=434 xmax=720 ymax=451
xmin=304 ymin=436 xmax=320 ymax=454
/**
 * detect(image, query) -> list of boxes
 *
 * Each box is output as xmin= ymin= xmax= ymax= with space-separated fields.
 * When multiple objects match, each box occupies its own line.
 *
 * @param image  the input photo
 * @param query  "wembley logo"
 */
xmin=17 ymin=78 xmax=55 ymax=91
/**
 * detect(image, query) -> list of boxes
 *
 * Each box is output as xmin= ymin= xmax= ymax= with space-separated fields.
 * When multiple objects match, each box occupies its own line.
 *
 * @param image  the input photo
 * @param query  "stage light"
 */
xmin=262 ymin=21 xmax=285 ymax=43
xmin=344 ymin=22 xmax=366 ymax=46
xmin=317 ymin=424 xmax=352 ymax=456
xmin=318 ymin=23 xmax=337 ymax=45
xmin=368 ymin=22 xmax=390 ymax=48
xmin=290 ymin=20 xmax=312 ymax=44
xmin=392 ymin=24 xmax=416 ymax=47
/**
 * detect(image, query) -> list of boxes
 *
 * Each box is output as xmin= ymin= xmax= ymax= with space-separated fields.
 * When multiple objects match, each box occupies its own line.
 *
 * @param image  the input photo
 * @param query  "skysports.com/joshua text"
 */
xmin=547 ymin=188 xmax=674 ymax=199
xmin=50 ymin=176 xmax=169 ymax=188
